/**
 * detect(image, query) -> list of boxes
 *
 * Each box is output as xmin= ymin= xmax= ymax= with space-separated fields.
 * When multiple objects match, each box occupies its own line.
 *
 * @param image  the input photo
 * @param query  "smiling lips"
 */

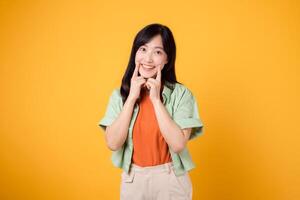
xmin=141 ymin=64 xmax=155 ymax=71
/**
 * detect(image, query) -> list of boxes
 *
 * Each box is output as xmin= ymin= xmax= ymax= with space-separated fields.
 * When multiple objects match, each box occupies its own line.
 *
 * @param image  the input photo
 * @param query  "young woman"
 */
xmin=99 ymin=23 xmax=204 ymax=200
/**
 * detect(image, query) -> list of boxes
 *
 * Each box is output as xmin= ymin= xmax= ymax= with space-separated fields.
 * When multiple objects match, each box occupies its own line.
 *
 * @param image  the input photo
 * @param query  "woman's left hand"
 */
xmin=145 ymin=65 xmax=162 ymax=103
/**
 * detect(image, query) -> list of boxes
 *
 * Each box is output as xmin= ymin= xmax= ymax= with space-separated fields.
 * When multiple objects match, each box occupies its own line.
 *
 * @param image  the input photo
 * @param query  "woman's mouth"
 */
xmin=141 ymin=64 xmax=155 ymax=71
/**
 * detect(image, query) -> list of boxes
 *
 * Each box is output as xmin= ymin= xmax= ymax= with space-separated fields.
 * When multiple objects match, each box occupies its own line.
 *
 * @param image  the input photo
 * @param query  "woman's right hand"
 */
xmin=128 ymin=62 xmax=146 ymax=102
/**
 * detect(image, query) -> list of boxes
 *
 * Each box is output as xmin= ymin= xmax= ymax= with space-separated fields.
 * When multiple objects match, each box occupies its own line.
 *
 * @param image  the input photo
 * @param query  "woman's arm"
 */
xmin=152 ymin=100 xmax=192 ymax=153
xmin=105 ymin=97 xmax=136 ymax=151
xmin=104 ymin=62 xmax=147 ymax=151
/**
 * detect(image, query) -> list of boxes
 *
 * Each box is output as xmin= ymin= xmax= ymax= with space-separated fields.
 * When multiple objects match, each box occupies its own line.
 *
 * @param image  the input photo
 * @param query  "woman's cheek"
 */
xmin=135 ymin=52 xmax=143 ymax=61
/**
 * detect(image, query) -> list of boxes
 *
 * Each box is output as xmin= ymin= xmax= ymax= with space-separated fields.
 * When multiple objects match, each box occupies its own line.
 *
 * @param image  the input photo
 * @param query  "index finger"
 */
xmin=156 ymin=65 xmax=161 ymax=81
xmin=133 ymin=62 xmax=140 ymax=78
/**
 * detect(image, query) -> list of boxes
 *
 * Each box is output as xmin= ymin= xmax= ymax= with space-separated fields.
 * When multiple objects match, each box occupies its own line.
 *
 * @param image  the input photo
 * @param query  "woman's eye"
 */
xmin=140 ymin=47 xmax=146 ymax=51
xmin=156 ymin=51 xmax=162 ymax=55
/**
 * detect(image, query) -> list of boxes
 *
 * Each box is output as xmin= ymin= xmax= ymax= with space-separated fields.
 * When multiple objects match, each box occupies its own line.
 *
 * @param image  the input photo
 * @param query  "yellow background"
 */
xmin=1 ymin=0 xmax=299 ymax=199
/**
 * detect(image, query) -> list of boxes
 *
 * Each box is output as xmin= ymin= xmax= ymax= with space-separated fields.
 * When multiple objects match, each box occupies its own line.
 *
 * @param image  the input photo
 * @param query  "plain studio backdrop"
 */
xmin=0 ymin=0 xmax=299 ymax=199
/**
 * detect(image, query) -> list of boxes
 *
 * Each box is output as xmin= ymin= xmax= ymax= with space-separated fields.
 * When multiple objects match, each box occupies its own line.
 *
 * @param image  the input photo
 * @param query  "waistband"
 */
xmin=130 ymin=162 xmax=174 ymax=174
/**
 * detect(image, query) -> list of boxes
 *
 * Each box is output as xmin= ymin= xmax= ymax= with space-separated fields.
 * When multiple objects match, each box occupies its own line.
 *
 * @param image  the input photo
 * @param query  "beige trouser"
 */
xmin=120 ymin=162 xmax=193 ymax=200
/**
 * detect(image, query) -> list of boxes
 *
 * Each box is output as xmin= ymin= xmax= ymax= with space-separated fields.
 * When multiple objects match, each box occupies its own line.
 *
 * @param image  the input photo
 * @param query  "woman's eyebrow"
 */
xmin=143 ymin=44 xmax=164 ymax=50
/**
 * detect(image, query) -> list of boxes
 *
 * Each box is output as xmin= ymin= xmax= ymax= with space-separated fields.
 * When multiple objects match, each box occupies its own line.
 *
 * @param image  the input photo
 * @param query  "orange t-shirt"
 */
xmin=132 ymin=88 xmax=172 ymax=167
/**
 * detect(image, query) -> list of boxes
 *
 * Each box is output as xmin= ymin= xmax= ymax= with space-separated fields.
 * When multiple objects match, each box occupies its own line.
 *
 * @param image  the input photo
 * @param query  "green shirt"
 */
xmin=98 ymin=82 xmax=204 ymax=176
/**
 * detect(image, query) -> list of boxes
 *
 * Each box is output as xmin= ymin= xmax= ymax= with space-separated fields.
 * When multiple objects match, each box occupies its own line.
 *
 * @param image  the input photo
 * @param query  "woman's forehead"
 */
xmin=143 ymin=35 xmax=163 ymax=48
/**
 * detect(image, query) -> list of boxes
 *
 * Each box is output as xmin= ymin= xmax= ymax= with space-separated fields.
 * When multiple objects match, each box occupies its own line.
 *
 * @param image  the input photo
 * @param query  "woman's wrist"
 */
xmin=152 ymin=98 xmax=162 ymax=108
xmin=125 ymin=96 xmax=137 ymax=106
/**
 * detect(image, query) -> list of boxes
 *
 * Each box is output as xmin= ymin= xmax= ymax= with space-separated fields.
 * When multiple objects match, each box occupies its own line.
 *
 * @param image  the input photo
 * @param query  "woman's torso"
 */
xmin=132 ymin=87 xmax=172 ymax=166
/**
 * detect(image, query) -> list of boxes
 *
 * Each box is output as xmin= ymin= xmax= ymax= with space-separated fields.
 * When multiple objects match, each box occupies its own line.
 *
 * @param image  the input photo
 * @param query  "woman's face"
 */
xmin=135 ymin=34 xmax=168 ymax=79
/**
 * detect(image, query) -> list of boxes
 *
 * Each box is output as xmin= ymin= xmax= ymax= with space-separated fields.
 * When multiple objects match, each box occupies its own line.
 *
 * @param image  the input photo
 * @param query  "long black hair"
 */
xmin=120 ymin=23 xmax=182 ymax=105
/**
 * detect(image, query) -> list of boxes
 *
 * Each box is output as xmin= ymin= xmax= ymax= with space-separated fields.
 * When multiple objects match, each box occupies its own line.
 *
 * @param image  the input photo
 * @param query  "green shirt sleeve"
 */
xmin=98 ymin=89 xmax=122 ymax=132
xmin=173 ymin=88 xmax=204 ymax=140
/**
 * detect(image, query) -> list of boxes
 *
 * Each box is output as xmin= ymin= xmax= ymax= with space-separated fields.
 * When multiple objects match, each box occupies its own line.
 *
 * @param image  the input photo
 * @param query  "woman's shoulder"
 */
xmin=113 ymin=87 xmax=121 ymax=95
xmin=110 ymin=83 xmax=194 ymax=101
xmin=107 ymin=88 xmax=122 ymax=101
xmin=172 ymin=82 xmax=194 ymax=98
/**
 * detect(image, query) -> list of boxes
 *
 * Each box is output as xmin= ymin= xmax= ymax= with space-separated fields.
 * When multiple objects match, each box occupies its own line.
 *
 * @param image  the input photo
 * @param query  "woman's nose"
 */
xmin=144 ymin=51 xmax=153 ymax=62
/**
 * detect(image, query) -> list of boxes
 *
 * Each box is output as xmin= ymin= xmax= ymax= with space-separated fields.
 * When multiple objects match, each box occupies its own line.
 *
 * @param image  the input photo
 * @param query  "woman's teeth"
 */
xmin=142 ymin=64 xmax=155 ymax=70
